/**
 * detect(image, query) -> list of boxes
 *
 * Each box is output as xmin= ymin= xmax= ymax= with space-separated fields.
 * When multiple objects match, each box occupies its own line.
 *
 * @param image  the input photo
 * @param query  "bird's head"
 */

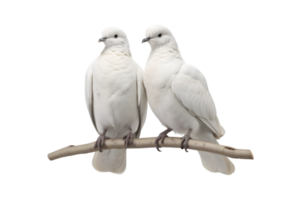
xmin=98 ymin=27 xmax=130 ymax=49
xmin=142 ymin=25 xmax=177 ymax=49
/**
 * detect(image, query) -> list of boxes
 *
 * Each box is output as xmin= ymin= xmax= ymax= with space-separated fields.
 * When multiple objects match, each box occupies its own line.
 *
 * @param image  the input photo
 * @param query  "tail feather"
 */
xmin=193 ymin=128 xmax=235 ymax=175
xmin=92 ymin=149 xmax=126 ymax=174
xmin=198 ymin=151 xmax=235 ymax=175
xmin=92 ymin=131 xmax=127 ymax=174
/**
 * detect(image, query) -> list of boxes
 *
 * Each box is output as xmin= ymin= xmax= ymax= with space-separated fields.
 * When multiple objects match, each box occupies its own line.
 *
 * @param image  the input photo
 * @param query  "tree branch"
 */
xmin=48 ymin=137 xmax=253 ymax=161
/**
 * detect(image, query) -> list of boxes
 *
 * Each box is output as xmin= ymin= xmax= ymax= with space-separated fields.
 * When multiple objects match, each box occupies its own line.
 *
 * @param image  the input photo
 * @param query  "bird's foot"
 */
xmin=123 ymin=132 xmax=134 ymax=148
xmin=181 ymin=129 xmax=192 ymax=152
xmin=94 ymin=131 xmax=110 ymax=152
xmin=155 ymin=128 xmax=172 ymax=152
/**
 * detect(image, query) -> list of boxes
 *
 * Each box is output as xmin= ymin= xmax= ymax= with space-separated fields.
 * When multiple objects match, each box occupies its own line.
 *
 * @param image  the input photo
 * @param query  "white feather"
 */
xmin=85 ymin=27 xmax=147 ymax=174
xmin=143 ymin=25 xmax=233 ymax=175
xmin=172 ymin=69 xmax=224 ymax=138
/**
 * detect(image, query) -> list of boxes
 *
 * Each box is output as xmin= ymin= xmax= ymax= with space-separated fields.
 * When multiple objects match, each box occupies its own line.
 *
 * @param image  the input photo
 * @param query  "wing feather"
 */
xmin=85 ymin=64 xmax=97 ymax=132
xmin=135 ymin=66 xmax=147 ymax=138
xmin=172 ymin=69 xmax=224 ymax=138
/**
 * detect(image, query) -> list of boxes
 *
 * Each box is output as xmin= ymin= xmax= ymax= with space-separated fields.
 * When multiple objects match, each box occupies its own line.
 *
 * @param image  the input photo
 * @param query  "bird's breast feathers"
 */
xmin=144 ymin=57 xmax=183 ymax=89
xmin=92 ymin=55 xmax=137 ymax=97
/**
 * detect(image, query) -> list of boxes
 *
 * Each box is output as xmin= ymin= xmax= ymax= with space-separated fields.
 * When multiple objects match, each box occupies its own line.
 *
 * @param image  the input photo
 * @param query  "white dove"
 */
xmin=142 ymin=25 xmax=234 ymax=175
xmin=85 ymin=27 xmax=147 ymax=174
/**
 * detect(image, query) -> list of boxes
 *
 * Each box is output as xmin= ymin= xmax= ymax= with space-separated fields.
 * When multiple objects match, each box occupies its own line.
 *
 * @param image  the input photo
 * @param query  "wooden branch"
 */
xmin=48 ymin=137 xmax=253 ymax=161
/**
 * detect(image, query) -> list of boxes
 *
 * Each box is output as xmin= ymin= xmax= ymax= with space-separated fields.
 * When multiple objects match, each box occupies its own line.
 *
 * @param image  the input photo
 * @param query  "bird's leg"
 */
xmin=155 ymin=128 xmax=172 ymax=152
xmin=123 ymin=131 xmax=134 ymax=148
xmin=94 ymin=129 xmax=110 ymax=152
xmin=181 ymin=129 xmax=192 ymax=152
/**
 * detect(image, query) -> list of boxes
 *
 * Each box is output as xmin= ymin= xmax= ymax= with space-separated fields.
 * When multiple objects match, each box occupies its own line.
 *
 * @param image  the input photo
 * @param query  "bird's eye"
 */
xmin=114 ymin=34 xmax=118 ymax=38
xmin=158 ymin=33 xmax=162 ymax=37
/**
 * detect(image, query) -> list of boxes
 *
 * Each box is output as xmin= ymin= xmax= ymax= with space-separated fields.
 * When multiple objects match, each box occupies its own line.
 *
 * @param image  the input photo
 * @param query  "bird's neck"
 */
xmin=101 ymin=45 xmax=131 ymax=57
xmin=167 ymin=39 xmax=180 ymax=52
xmin=150 ymin=42 xmax=182 ymax=60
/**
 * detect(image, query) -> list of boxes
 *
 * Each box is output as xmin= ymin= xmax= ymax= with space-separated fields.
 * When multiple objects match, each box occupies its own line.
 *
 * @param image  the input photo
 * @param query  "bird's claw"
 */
xmin=94 ymin=134 xmax=110 ymax=152
xmin=180 ymin=134 xmax=192 ymax=153
xmin=155 ymin=129 xmax=172 ymax=149
xmin=123 ymin=132 xmax=134 ymax=148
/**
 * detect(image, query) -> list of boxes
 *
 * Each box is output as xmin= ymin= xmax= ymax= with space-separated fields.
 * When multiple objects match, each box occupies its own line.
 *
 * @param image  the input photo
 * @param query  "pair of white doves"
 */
xmin=85 ymin=25 xmax=235 ymax=175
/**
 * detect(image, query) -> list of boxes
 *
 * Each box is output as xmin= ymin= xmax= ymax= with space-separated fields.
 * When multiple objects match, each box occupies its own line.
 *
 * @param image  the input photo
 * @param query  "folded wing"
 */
xmin=135 ymin=66 xmax=148 ymax=138
xmin=85 ymin=64 xmax=97 ymax=132
xmin=171 ymin=65 xmax=225 ymax=138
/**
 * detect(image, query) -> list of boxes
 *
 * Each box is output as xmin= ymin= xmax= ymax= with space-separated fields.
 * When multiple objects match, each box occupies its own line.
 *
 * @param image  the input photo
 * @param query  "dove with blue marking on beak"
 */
xmin=142 ymin=25 xmax=234 ymax=175
xmin=85 ymin=27 xmax=147 ymax=174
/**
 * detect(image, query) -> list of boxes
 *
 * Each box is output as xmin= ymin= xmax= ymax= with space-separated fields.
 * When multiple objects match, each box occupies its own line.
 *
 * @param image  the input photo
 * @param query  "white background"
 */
xmin=0 ymin=25 xmax=300 ymax=137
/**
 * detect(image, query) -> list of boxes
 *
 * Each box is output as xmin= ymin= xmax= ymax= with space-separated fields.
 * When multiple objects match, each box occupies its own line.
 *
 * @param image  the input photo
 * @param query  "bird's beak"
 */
xmin=98 ymin=37 xmax=107 ymax=43
xmin=143 ymin=37 xmax=151 ymax=43
xmin=142 ymin=38 xmax=148 ymax=45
